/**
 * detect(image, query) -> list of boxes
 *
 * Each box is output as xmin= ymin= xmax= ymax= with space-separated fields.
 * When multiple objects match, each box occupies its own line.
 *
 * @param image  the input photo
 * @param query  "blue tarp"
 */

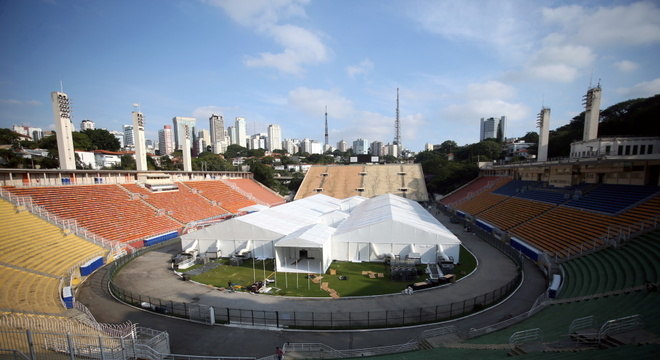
xmin=475 ymin=219 xmax=493 ymax=233
xmin=143 ymin=230 xmax=179 ymax=247
xmin=80 ymin=256 xmax=104 ymax=276
xmin=510 ymin=237 xmax=540 ymax=261
xmin=62 ymin=286 xmax=74 ymax=309
xmin=456 ymin=210 xmax=466 ymax=218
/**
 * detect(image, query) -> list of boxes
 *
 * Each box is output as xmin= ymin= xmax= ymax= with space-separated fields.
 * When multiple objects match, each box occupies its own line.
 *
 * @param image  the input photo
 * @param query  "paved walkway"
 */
xmin=77 ymin=212 xmax=547 ymax=358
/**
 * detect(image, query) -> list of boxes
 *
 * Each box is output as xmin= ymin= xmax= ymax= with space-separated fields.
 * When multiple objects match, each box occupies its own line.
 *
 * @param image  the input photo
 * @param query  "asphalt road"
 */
xmin=77 ymin=212 xmax=547 ymax=358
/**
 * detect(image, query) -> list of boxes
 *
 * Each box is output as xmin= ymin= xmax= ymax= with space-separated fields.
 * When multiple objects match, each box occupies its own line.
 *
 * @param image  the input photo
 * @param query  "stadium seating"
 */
xmin=440 ymin=176 xmax=510 ymax=206
xmin=477 ymin=198 xmax=555 ymax=231
xmin=184 ymin=180 xmax=257 ymax=213
xmin=558 ymin=230 xmax=660 ymax=298
xmin=566 ymin=184 xmax=659 ymax=214
xmin=469 ymin=290 xmax=660 ymax=346
xmin=2 ymin=185 xmax=182 ymax=243
xmin=296 ymin=164 xmax=430 ymax=200
xmin=455 ymin=193 xmax=508 ymax=215
xmin=120 ymin=183 xmax=228 ymax=223
xmin=225 ymin=178 xmax=286 ymax=206
xmin=0 ymin=265 xmax=63 ymax=314
xmin=0 ymin=199 xmax=107 ymax=276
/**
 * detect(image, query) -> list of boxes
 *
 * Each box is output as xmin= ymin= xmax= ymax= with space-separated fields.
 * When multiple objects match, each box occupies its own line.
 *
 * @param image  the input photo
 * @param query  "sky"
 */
xmin=1 ymin=0 xmax=659 ymax=152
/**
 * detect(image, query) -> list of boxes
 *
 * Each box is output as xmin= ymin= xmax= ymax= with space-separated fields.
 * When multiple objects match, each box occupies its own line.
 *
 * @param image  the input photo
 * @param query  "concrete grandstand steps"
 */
xmin=0 ymin=265 xmax=63 ymax=314
xmin=2 ymin=185 xmax=182 ymax=243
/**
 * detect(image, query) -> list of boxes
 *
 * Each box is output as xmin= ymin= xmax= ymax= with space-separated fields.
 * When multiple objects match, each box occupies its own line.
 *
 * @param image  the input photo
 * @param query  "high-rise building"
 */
xmin=480 ymin=116 xmax=506 ymax=141
xmin=267 ymin=124 xmax=282 ymax=151
xmin=158 ymin=125 xmax=174 ymax=156
xmin=424 ymin=143 xmax=434 ymax=152
xmin=123 ymin=125 xmax=134 ymax=148
xmin=337 ymin=140 xmax=348 ymax=152
xmin=12 ymin=125 xmax=43 ymax=141
xmin=235 ymin=117 xmax=247 ymax=148
xmin=110 ymin=130 xmax=124 ymax=148
xmin=283 ymin=139 xmax=298 ymax=154
xmin=249 ymin=133 xmax=267 ymax=150
xmin=370 ymin=141 xmax=383 ymax=156
xmin=80 ymin=119 xmax=95 ymax=131
xmin=50 ymin=91 xmax=76 ymax=170
xmin=227 ymin=126 xmax=236 ymax=146
xmin=209 ymin=114 xmax=225 ymax=154
xmin=172 ymin=116 xmax=196 ymax=150
xmin=198 ymin=129 xmax=211 ymax=152
xmin=353 ymin=138 xmax=369 ymax=155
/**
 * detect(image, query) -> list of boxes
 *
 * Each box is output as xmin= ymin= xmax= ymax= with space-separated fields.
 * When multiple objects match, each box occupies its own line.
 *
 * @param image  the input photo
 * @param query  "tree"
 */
xmin=250 ymin=161 xmax=275 ymax=188
xmin=193 ymin=151 xmax=231 ymax=171
xmin=224 ymin=144 xmax=248 ymax=159
xmin=382 ymin=155 xmax=399 ymax=164
xmin=82 ymin=129 xmax=120 ymax=151
xmin=438 ymin=140 xmax=457 ymax=154
xmin=247 ymin=148 xmax=266 ymax=157
xmin=118 ymin=154 xmax=136 ymax=170
xmin=72 ymin=132 xmax=92 ymax=151
xmin=521 ymin=131 xmax=539 ymax=144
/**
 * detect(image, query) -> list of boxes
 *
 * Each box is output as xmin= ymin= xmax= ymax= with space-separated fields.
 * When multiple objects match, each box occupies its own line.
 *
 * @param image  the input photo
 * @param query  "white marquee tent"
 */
xmin=180 ymin=193 xmax=461 ymax=274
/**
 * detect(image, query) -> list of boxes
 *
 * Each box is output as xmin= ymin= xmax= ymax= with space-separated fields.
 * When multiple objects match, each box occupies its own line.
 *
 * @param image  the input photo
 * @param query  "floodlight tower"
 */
xmin=537 ymin=107 xmax=550 ymax=162
xmin=50 ymin=91 xmax=76 ymax=170
xmin=393 ymin=88 xmax=401 ymax=157
xmin=182 ymin=125 xmax=193 ymax=172
xmin=324 ymin=105 xmax=329 ymax=146
xmin=132 ymin=104 xmax=147 ymax=172
xmin=582 ymin=83 xmax=602 ymax=141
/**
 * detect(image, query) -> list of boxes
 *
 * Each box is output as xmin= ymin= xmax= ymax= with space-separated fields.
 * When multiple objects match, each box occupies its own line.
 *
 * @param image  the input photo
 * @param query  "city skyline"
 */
xmin=1 ymin=1 xmax=659 ymax=151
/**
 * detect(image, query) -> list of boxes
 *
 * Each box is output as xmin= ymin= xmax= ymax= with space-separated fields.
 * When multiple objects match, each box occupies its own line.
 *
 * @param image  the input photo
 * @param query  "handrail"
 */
xmin=0 ymin=188 xmax=132 ymax=258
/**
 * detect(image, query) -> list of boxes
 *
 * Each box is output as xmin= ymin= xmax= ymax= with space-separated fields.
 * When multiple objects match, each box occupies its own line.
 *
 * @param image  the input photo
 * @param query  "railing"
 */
xmin=568 ymin=315 xmax=595 ymax=335
xmin=282 ymin=340 xmax=419 ymax=359
xmin=0 ymin=327 xmax=171 ymax=360
xmin=599 ymin=314 xmax=643 ymax=341
xmin=555 ymin=215 xmax=660 ymax=263
xmin=0 ymin=188 xmax=131 ymax=259
xmin=509 ymin=328 xmax=543 ymax=345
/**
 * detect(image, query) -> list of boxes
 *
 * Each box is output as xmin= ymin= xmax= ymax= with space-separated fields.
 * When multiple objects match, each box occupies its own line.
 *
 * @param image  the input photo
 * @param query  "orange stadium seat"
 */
xmin=184 ymin=180 xmax=257 ymax=213
xmin=2 ymin=185 xmax=181 ymax=244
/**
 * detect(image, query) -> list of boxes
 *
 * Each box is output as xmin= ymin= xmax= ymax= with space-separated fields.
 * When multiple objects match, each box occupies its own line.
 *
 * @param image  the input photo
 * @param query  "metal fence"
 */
xmin=107 ymin=239 xmax=523 ymax=330
xmin=0 ymin=327 xmax=170 ymax=360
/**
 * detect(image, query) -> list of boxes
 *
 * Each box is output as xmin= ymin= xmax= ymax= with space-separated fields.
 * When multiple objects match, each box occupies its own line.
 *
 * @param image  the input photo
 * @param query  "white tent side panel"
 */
xmin=181 ymin=219 xmax=283 ymax=256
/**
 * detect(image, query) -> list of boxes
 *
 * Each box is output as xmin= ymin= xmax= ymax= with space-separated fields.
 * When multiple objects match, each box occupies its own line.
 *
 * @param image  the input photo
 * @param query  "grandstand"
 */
xmin=295 ymin=164 xmax=429 ymax=201
xmin=442 ymin=174 xmax=660 ymax=259
xmin=1 ymin=185 xmax=182 ymax=245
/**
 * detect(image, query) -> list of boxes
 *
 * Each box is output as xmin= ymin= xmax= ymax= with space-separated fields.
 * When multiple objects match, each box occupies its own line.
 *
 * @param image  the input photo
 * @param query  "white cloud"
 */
xmin=441 ymin=80 xmax=529 ymax=143
xmin=616 ymin=78 xmax=660 ymax=98
xmin=346 ymin=59 xmax=374 ymax=79
xmin=205 ymin=0 xmax=328 ymax=75
xmin=524 ymin=44 xmax=595 ymax=83
xmin=614 ymin=60 xmax=638 ymax=73
xmin=244 ymin=24 xmax=328 ymax=75
xmin=408 ymin=0 xmax=537 ymax=58
xmin=542 ymin=2 xmax=660 ymax=48
xmin=204 ymin=0 xmax=308 ymax=29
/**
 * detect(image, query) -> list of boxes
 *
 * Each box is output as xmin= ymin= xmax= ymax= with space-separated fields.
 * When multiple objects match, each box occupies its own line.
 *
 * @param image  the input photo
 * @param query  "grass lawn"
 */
xmin=184 ymin=245 xmax=477 ymax=297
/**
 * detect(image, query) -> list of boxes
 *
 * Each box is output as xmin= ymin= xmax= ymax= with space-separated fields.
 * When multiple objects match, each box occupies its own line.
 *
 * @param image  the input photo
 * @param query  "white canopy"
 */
xmin=181 ymin=193 xmax=461 ymax=272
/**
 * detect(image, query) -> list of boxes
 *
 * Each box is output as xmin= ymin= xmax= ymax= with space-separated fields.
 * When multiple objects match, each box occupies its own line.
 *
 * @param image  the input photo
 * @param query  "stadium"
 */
xmin=1 ymin=140 xmax=660 ymax=359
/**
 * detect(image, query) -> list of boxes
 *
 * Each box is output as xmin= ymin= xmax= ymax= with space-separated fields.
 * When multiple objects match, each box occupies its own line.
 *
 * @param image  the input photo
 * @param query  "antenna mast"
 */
xmin=394 ymin=88 xmax=401 ymax=146
xmin=324 ymin=105 xmax=329 ymax=146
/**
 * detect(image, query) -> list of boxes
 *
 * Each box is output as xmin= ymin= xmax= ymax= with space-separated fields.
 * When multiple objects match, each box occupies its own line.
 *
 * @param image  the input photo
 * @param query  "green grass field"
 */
xmin=183 ymin=245 xmax=476 ymax=297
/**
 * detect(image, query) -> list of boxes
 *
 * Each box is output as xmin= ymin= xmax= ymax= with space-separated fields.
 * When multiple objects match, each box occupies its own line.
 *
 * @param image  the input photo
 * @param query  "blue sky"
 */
xmin=1 ymin=0 xmax=659 ymax=152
